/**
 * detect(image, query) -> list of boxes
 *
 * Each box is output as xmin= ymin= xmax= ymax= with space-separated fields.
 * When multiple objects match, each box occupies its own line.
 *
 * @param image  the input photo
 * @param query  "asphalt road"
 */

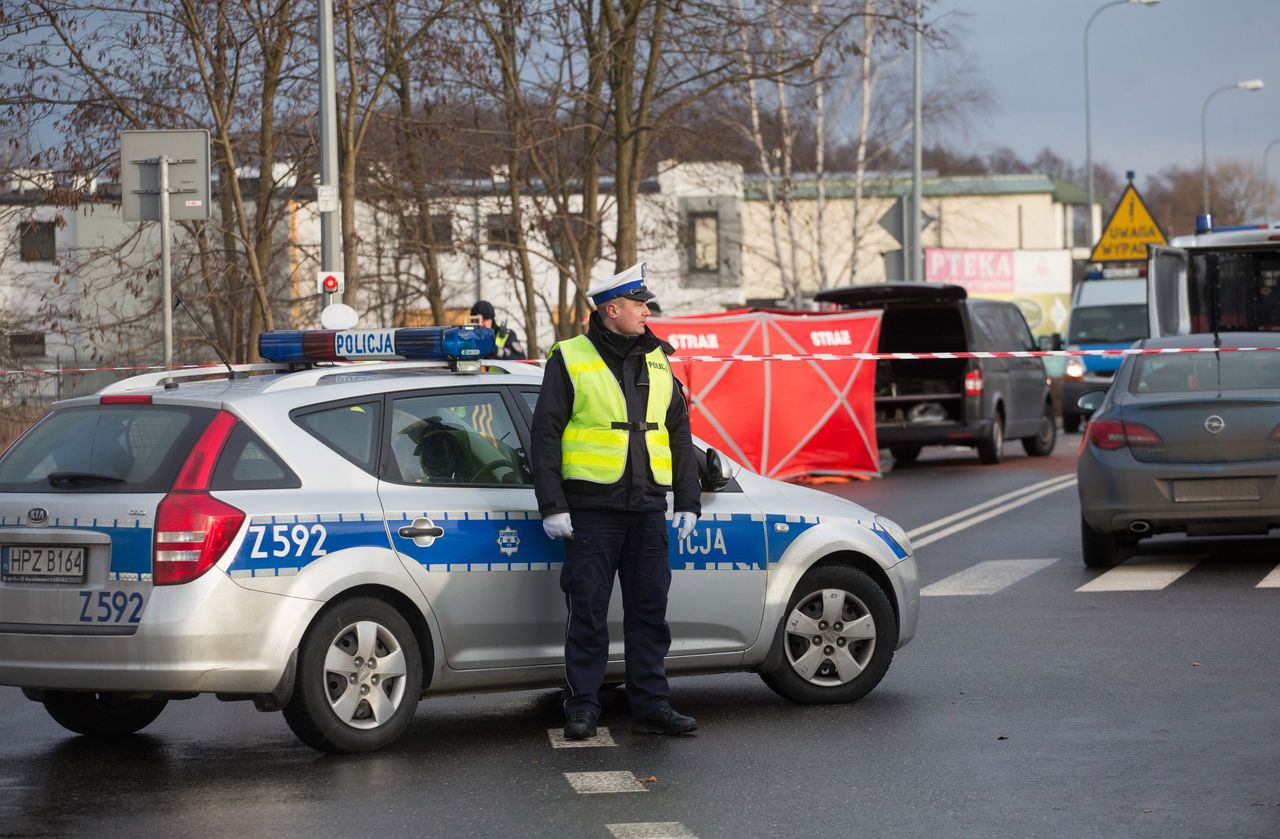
xmin=2 ymin=431 xmax=1278 ymax=838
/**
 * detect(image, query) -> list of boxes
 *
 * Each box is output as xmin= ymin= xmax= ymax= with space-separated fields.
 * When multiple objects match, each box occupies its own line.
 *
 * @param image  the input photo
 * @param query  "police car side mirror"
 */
xmin=700 ymin=448 xmax=733 ymax=493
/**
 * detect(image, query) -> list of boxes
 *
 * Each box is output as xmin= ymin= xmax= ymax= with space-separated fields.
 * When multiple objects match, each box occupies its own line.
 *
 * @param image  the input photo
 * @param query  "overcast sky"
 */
xmin=930 ymin=0 xmax=1280 ymax=181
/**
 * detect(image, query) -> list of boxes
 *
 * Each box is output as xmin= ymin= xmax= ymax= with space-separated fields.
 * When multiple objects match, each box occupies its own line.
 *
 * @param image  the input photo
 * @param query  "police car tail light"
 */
xmin=964 ymin=369 xmax=984 ymax=397
xmin=153 ymin=493 xmax=244 ymax=585
xmin=101 ymin=395 xmax=153 ymax=405
xmin=153 ymin=410 xmax=244 ymax=585
xmin=1088 ymin=418 xmax=1163 ymax=451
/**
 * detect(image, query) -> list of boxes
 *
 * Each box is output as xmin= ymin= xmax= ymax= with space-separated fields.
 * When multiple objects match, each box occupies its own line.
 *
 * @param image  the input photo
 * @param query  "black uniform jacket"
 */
xmin=531 ymin=312 xmax=702 ymax=518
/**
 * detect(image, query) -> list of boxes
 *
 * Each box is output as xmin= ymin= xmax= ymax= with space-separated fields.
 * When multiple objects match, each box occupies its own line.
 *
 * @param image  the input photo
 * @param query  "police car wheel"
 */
xmin=284 ymin=597 xmax=423 ymax=754
xmin=42 ymin=691 xmax=168 ymax=736
xmin=761 ymin=566 xmax=895 ymax=705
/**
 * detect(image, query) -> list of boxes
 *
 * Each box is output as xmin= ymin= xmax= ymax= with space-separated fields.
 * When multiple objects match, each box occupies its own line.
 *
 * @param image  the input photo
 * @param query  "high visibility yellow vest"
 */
xmin=553 ymin=334 xmax=673 ymax=485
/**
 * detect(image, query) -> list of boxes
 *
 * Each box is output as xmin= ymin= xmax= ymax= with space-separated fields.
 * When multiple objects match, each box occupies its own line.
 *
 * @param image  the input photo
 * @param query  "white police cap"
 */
xmin=586 ymin=262 xmax=655 ymax=306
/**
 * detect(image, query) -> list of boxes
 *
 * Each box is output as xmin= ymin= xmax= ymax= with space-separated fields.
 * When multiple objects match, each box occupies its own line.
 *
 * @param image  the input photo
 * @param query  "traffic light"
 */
xmin=316 ymin=270 xmax=344 ymax=297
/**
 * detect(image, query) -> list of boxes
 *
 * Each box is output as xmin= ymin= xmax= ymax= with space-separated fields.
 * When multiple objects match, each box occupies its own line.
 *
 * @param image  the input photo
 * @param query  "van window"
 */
xmin=1067 ymin=305 xmax=1148 ymax=344
xmin=0 ymin=405 xmax=215 ymax=493
xmin=968 ymin=303 xmax=1007 ymax=351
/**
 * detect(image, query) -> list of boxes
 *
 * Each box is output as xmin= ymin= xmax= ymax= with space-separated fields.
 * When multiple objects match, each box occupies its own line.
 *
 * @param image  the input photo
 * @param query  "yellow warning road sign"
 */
xmin=1090 ymin=183 xmax=1168 ymax=262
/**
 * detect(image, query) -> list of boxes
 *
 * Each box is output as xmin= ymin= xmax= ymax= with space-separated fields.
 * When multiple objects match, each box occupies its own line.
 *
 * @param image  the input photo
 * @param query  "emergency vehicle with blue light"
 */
xmin=0 ymin=324 xmax=919 ymax=753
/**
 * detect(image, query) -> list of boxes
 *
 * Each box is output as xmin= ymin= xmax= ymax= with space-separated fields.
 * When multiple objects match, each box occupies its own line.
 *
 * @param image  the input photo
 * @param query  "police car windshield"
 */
xmin=0 ymin=405 xmax=216 ymax=493
xmin=1068 ymin=304 xmax=1148 ymax=344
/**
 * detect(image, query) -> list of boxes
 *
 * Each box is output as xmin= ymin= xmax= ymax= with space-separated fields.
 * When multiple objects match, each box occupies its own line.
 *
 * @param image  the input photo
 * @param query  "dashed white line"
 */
xmin=1255 ymin=565 xmax=1280 ymax=588
xmin=607 ymin=823 xmax=698 ymax=839
xmin=563 ymin=771 xmax=649 ymax=794
xmin=1076 ymin=559 xmax=1200 ymax=592
xmin=547 ymin=727 xmax=617 ymax=748
xmin=921 ymin=559 xmax=1058 ymax=597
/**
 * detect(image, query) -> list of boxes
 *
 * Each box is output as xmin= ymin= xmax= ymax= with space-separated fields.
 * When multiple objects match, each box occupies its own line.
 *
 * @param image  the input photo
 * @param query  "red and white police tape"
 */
xmin=4 ymin=345 xmax=1280 ymax=376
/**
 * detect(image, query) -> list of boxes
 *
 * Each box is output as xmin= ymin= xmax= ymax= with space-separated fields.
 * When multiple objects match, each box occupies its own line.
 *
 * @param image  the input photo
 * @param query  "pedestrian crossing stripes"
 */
xmin=607 ymin=823 xmax=698 ymax=839
xmin=547 ymin=727 xmax=616 ymax=748
xmin=1075 ymin=560 xmax=1201 ymax=592
xmin=564 ymin=771 xmax=649 ymax=794
xmin=920 ymin=557 xmax=1280 ymax=595
xmin=921 ymin=559 xmax=1057 ymax=596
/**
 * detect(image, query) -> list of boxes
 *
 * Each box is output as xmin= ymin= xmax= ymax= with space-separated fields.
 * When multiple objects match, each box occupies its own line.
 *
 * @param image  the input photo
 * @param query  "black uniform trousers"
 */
xmin=560 ymin=508 xmax=671 ymax=720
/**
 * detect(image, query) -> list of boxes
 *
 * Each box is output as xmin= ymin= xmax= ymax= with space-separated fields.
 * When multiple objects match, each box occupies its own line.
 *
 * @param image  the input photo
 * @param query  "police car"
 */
xmin=0 ymin=325 xmax=919 ymax=753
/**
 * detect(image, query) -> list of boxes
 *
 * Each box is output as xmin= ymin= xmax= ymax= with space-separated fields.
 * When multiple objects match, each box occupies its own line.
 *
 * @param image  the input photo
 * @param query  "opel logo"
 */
xmin=1204 ymin=415 xmax=1225 ymax=435
xmin=27 ymin=507 xmax=49 ymax=525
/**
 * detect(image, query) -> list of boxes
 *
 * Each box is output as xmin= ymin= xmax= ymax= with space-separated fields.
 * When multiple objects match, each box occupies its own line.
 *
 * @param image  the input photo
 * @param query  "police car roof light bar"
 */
xmin=257 ymin=325 xmax=495 ymax=365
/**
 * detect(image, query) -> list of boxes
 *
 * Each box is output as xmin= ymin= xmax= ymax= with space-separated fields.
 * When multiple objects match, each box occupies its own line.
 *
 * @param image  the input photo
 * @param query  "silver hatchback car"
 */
xmin=0 ymin=326 xmax=918 ymax=753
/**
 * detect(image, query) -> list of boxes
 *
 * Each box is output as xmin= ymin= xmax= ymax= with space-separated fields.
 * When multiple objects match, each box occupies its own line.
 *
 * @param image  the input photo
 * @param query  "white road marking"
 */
xmin=563 ymin=771 xmax=649 ymax=794
xmin=547 ymin=727 xmax=617 ymax=748
xmin=909 ymin=475 xmax=1078 ymax=550
xmin=607 ymin=823 xmax=698 ymax=839
xmin=921 ymin=559 xmax=1058 ymax=597
xmin=1256 ymin=565 xmax=1280 ymax=588
xmin=1076 ymin=560 xmax=1200 ymax=592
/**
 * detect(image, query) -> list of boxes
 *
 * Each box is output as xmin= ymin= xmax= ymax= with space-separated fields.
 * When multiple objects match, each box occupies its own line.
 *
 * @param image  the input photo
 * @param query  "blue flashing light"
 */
xmin=257 ymin=326 xmax=495 ymax=364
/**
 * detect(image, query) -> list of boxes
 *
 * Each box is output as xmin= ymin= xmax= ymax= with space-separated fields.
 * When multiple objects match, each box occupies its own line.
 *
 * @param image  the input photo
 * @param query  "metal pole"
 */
xmin=910 ymin=0 xmax=922 ymax=282
xmin=158 ymin=155 xmax=174 ymax=374
xmin=1264 ymin=137 xmax=1280 ymax=220
xmin=318 ymin=0 xmax=341 ymax=308
xmin=1083 ymin=3 xmax=1122 ymax=249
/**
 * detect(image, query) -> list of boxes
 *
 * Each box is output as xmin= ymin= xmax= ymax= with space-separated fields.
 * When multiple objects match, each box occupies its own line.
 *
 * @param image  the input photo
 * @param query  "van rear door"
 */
xmin=1147 ymin=246 xmax=1190 ymax=338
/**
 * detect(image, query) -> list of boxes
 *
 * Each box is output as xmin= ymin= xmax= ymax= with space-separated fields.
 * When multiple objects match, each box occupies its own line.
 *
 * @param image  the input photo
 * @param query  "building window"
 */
xmin=18 ymin=221 xmax=56 ymax=262
xmin=550 ymin=214 xmax=603 ymax=263
xmin=399 ymin=213 xmax=454 ymax=255
xmin=486 ymin=213 xmax=517 ymax=250
xmin=1071 ymin=205 xmax=1088 ymax=249
xmin=688 ymin=212 xmax=719 ymax=273
xmin=5 ymin=333 xmax=45 ymax=358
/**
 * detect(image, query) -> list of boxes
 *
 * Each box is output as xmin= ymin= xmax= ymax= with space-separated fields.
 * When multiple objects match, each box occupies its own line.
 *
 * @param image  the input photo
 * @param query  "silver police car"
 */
xmin=0 ymin=326 xmax=918 ymax=753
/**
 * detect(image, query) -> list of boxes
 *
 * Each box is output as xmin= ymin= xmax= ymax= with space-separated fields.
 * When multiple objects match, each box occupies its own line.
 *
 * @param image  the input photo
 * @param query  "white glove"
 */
xmin=543 ymin=512 xmax=574 ymax=540
xmin=673 ymin=511 xmax=698 ymax=541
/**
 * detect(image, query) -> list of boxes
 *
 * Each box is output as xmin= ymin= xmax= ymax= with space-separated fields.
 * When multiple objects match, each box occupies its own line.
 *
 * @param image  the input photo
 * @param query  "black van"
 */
xmin=814 ymin=283 xmax=1056 ymax=465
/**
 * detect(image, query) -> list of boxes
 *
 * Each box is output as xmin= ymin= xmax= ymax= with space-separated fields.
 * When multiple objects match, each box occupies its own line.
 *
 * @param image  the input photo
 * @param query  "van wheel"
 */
xmin=977 ymin=413 xmax=1004 ymax=464
xmin=760 ymin=566 xmax=896 ymax=705
xmin=1021 ymin=402 xmax=1057 ymax=456
xmin=283 ymin=596 xmax=423 ymax=754
xmin=42 ymin=691 xmax=168 ymax=736
xmin=889 ymin=446 xmax=921 ymax=465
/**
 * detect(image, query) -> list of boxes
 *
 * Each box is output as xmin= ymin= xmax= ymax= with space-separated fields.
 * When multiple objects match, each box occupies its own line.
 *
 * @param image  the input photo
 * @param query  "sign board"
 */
xmin=1089 ymin=183 xmax=1167 ymax=262
xmin=120 ymin=129 xmax=212 ymax=222
xmin=924 ymin=248 xmax=1072 ymax=336
xmin=877 ymin=196 xmax=935 ymax=248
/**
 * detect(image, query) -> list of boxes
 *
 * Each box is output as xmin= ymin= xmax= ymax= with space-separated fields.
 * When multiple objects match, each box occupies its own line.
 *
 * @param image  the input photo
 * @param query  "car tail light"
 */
xmin=964 ymin=369 xmax=984 ymax=397
xmin=1269 ymin=423 xmax=1280 ymax=442
xmin=1087 ymin=418 xmax=1163 ymax=451
xmin=153 ymin=410 xmax=243 ymax=585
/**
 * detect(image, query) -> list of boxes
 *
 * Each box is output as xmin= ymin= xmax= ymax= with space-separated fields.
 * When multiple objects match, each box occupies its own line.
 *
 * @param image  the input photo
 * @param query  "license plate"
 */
xmin=1172 ymin=478 xmax=1261 ymax=503
xmin=1 ymin=545 xmax=87 ymax=583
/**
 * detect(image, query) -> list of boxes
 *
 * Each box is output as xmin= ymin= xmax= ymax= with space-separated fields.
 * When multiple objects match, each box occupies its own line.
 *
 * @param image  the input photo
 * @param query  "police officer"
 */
xmin=470 ymin=300 xmax=525 ymax=359
xmin=531 ymin=262 xmax=701 ymax=740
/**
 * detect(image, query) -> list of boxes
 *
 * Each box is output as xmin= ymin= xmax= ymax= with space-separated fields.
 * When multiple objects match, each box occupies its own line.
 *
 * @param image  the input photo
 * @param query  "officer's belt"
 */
xmin=610 ymin=421 xmax=659 ymax=432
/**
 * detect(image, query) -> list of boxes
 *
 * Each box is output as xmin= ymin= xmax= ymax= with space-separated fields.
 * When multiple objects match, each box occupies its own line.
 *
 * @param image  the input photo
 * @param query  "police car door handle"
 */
xmin=398 ymin=524 xmax=445 ymax=539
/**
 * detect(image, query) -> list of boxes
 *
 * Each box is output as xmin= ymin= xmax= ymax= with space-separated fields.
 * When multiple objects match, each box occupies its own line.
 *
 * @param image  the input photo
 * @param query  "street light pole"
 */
xmin=1201 ymin=79 xmax=1265 ymax=231
xmin=1083 ymin=0 xmax=1161 ymax=249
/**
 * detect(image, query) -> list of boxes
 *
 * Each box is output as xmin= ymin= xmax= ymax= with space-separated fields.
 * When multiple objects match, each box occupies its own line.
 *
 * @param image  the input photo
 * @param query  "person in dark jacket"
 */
xmin=470 ymin=300 xmax=525 ymax=359
xmin=530 ymin=262 xmax=702 ymax=741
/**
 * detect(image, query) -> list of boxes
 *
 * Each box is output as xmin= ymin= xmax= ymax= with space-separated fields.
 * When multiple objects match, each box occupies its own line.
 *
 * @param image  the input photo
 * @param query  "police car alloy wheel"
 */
xmin=760 ymin=566 xmax=896 ymax=705
xmin=283 ymin=597 xmax=424 ymax=754
xmin=41 ymin=691 xmax=169 ymax=736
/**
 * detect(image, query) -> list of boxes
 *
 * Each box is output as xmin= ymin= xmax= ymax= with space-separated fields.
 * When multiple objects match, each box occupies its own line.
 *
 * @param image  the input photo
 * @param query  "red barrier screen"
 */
xmin=649 ymin=309 xmax=882 ymax=480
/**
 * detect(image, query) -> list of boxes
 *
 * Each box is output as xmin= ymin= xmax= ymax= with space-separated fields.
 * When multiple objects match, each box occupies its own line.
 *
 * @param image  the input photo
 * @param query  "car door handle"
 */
xmin=398 ymin=524 xmax=444 ymax=539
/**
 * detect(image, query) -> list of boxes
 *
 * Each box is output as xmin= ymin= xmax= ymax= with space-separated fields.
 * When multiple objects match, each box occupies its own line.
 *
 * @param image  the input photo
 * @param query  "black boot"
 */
xmin=632 ymin=706 xmax=697 ymax=735
xmin=564 ymin=711 xmax=598 ymax=740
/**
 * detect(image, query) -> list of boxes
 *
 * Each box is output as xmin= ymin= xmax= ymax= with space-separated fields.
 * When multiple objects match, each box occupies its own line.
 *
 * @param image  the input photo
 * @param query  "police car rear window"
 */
xmin=293 ymin=400 xmax=382 ymax=473
xmin=0 ymin=405 xmax=216 ymax=493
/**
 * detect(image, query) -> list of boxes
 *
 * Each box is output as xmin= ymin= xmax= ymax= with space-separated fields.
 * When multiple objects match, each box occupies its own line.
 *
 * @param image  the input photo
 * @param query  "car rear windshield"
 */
xmin=1068 ymin=304 xmax=1148 ymax=344
xmin=0 ymin=404 xmax=216 ymax=493
xmin=1130 ymin=350 xmax=1280 ymax=394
